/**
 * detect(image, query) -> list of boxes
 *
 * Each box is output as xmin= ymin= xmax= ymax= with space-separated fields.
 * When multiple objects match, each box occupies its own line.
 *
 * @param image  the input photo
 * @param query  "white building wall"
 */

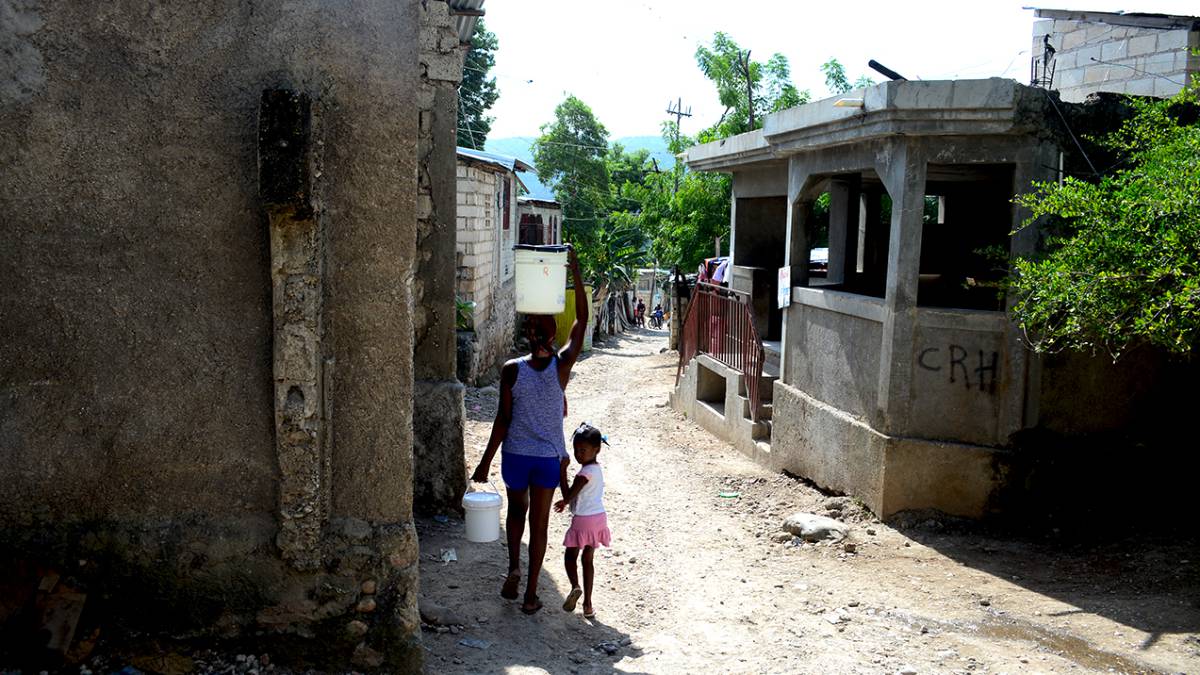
xmin=456 ymin=160 xmax=518 ymax=383
xmin=517 ymin=202 xmax=563 ymax=244
xmin=1034 ymin=17 xmax=1199 ymax=101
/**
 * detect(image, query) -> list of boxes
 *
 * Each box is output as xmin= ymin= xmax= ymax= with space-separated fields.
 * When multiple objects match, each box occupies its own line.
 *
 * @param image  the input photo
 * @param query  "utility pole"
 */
xmin=741 ymin=50 xmax=756 ymax=130
xmin=665 ymin=97 xmax=692 ymax=194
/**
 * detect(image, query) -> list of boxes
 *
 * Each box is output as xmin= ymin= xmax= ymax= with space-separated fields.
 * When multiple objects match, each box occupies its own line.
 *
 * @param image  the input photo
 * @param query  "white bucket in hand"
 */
xmin=514 ymin=245 xmax=568 ymax=314
xmin=462 ymin=486 xmax=502 ymax=543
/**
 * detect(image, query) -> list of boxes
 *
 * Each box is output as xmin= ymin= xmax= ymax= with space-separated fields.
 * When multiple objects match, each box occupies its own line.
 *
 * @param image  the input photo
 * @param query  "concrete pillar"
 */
xmin=780 ymin=163 xmax=817 ymax=384
xmin=1003 ymin=142 xmax=1062 ymax=437
xmin=413 ymin=1 xmax=467 ymax=514
xmin=827 ymin=176 xmax=861 ymax=285
xmin=859 ymin=187 xmax=886 ymax=287
xmin=875 ymin=141 xmax=927 ymax=433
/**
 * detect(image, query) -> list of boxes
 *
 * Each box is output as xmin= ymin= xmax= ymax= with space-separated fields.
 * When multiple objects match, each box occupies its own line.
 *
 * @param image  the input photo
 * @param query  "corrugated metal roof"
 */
xmin=457 ymin=146 xmax=533 ymax=174
xmin=448 ymin=0 xmax=486 ymax=46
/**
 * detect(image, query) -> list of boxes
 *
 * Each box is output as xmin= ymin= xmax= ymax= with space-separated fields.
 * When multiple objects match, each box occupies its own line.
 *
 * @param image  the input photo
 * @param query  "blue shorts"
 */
xmin=501 ymin=452 xmax=561 ymax=491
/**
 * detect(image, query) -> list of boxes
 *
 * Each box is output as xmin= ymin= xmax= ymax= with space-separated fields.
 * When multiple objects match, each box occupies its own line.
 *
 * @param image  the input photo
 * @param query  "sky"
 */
xmin=479 ymin=0 xmax=1197 ymax=140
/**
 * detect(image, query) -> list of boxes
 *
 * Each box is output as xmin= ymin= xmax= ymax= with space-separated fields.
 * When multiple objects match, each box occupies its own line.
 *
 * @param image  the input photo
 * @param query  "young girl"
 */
xmin=471 ymin=246 xmax=587 ymax=615
xmin=554 ymin=423 xmax=611 ymax=619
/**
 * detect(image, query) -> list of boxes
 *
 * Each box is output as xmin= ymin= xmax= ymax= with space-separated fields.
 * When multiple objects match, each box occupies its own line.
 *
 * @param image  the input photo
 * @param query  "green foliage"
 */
xmin=612 ymin=123 xmax=731 ymax=271
xmin=455 ymin=297 xmax=475 ymax=331
xmin=694 ymin=32 xmax=810 ymax=140
xmin=457 ymin=20 xmax=500 ymax=149
xmin=531 ymin=96 xmax=649 ymax=291
xmin=1011 ymin=83 xmax=1200 ymax=359
xmin=821 ymin=58 xmax=851 ymax=95
xmin=821 ymin=58 xmax=874 ymax=96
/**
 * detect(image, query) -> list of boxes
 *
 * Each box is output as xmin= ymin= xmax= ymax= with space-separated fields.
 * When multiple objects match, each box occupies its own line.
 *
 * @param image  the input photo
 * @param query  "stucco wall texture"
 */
xmin=1 ymin=1 xmax=424 ymax=667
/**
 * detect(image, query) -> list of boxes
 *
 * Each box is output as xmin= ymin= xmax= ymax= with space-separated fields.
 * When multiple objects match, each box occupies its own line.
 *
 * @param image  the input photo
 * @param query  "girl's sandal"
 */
xmin=563 ymin=587 xmax=583 ymax=612
xmin=500 ymin=572 xmax=521 ymax=600
xmin=582 ymin=606 xmax=596 ymax=619
xmin=520 ymin=596 xmax=543 ymax=615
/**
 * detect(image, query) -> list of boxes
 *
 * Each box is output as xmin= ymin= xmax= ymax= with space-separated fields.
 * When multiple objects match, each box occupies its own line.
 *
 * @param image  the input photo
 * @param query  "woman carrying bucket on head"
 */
xmin=471 ymin=244 xmax=587 ymax=615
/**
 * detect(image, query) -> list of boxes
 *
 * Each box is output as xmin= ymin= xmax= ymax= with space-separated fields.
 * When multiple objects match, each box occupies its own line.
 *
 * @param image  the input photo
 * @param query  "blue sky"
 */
xmin=480 ymin=0 xmax=1197 ymax=139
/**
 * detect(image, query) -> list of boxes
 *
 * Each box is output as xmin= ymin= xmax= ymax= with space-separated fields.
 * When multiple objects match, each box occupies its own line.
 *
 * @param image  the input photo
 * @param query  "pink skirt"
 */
xmin=563 ymin=512 xmax=611 ymax=549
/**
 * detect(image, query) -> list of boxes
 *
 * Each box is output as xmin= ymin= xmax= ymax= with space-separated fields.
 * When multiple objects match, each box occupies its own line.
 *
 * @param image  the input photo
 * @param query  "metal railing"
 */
xmin=676 ymin=282 xmax=766 ymax=422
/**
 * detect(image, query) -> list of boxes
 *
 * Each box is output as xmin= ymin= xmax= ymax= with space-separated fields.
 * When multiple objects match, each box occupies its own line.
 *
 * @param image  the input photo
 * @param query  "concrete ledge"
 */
xmin=671 ymin=354 xmax=771 ymax=466
xmin=769 ymin=381 xmax=1007 ymax=519
xmin=792 ymin=287 xmax=885 ymax=323
xmin=915 ymin=306 xmax=1007 ymax=332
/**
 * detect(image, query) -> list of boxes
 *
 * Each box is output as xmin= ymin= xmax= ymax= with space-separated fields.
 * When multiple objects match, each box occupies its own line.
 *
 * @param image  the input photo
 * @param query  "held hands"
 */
xmin=554 ymin=499 xmax=568 ymax=513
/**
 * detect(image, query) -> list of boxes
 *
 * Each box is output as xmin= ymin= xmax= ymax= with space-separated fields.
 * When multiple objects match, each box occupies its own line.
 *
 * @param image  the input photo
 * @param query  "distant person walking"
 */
xmin=637 ymin=298 xmax=646 ymax=327
xmin=472 ymin=245 xmax=588 ymax=615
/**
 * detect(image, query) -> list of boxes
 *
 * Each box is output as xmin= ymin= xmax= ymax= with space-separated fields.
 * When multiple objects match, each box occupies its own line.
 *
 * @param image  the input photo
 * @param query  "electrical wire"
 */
xmin=1085 ymin=56 xmax=1187 ymax=87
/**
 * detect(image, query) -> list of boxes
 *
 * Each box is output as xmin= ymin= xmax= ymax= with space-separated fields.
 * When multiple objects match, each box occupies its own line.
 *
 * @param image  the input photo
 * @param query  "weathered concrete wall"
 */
xmin=413 ymin=0 xmax=466 ymax=514
xmin=0 ymin=1 xmax=425 ymax=667
xmin=906 ymin=311 xmax=1009 ymax=447
xmin=783 ymin=300 xmax=883 ymax=424
xmin=770 ymin=382 xmax=1006 ymax=518
xmin=456 ymin=162 xmax=517 ymax=385
xmin=1034 ymin=17 xmax=1199 ymax=101
xmin=770 ymin=382 xmax=888 ymax=511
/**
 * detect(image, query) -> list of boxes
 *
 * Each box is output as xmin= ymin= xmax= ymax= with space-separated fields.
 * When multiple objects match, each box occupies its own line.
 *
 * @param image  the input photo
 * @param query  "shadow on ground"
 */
xmin=418 ymin=515 xmax=647 ymax=673
xmin=898 ymin=520 xmax=1200 ymax=653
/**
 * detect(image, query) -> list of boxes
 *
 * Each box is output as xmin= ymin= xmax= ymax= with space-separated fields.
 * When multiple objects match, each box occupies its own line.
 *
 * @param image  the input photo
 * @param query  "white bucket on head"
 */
xmin=462 ymin=486 xmax=502 ymax=543
xmin=514 ymin=245 xmax=568 ymax=315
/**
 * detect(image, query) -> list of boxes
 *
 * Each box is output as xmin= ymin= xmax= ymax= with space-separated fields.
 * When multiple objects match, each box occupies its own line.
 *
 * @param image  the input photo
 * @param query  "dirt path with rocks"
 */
xmin=418 ymin=329 xmax=1200 ymax=675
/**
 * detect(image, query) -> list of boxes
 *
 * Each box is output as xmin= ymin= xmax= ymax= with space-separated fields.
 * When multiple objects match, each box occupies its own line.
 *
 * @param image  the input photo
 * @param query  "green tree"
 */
xmin=531 ymin=95 xmax=650 ymax=295
xmin=532 ymin=95 xmax=610 ymax=237
xmin=616 ymin=123 xmax=732 ymax=271
xmin=1011 ymin=84 xmax=1200 ymax=359
xmin=695 ymin=32 xmax=810 ymax=140
xmin=821 ymin=57 xmax=874 ymax=96
xmin=457 ymin=20 xmax=500 ymax=149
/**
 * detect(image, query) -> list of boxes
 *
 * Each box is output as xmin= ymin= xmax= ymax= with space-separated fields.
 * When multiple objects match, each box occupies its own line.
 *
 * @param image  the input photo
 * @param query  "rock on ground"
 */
xmin=782 ymin=511 xmax=849 ymax=541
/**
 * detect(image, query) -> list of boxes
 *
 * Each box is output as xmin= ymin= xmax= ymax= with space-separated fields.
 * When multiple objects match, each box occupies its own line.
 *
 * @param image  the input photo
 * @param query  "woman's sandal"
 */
xmin=563 ymin=587 xmax=583 ymax=612
xmin=582 ymin=605 xmax=596 ymax=619
xmin=500 ymin=572 xmax=521 ymax=600
xmin=520 ymin=596 xmax=543 ymax=615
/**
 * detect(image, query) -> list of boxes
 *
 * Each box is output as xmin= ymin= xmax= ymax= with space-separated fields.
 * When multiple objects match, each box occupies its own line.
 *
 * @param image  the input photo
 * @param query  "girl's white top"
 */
xmin=570 ymin=463 xmax=605 ymax=516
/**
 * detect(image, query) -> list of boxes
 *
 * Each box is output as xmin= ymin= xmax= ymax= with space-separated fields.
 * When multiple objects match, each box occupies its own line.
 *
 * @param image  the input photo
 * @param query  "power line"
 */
xmin=665 ymin=97 xmax=692 ymax=194
xmin=1086 ymin=56 xmax=1186 ymax=87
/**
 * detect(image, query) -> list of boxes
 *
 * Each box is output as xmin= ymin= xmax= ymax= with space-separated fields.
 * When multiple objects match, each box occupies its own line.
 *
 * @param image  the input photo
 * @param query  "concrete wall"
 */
xmin=413 ymin=1 xmax=466 ymax=515
xmin=906 ymin=310 xmax=1009 ymax=446
xmin=456 ymin=162 xmax=516 ymax=384
xmin=0 ymin=1 xmax=427 ymax=667
xmin=783 ymin=297 xmax=884 ymax=424
xmin=1034 ymin=17 xmax=1199 ymax=101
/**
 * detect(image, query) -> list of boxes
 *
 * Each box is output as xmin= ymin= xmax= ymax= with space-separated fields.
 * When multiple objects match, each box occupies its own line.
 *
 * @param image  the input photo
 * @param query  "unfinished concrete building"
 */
xmin=672 ymin=78 xmax=1190 ymax=519
xmin=0 ymin=1 xmax=479 ymax=668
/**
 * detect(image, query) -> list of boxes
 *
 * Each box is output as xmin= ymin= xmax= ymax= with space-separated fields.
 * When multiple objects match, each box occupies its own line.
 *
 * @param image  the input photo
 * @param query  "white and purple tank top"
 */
xmin=503 ymin=356 xmax=567 ymax=459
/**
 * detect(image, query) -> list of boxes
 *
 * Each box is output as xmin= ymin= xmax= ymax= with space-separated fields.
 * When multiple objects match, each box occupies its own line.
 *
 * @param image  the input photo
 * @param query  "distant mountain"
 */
xmin=483 ymin=135 xmax=674 ymax=202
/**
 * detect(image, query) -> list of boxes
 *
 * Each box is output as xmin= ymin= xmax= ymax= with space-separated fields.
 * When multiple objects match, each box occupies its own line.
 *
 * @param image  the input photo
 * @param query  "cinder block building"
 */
xmin=455 ymin=147 xmax=526 ymax=385
xmin=1031 ymin=8 xmax=1199 ymax=100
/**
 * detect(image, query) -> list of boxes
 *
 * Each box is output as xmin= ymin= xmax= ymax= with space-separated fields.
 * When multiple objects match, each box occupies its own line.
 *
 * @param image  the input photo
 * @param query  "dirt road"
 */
xmin=418 ymin=329 xmax=1200 ymax=674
